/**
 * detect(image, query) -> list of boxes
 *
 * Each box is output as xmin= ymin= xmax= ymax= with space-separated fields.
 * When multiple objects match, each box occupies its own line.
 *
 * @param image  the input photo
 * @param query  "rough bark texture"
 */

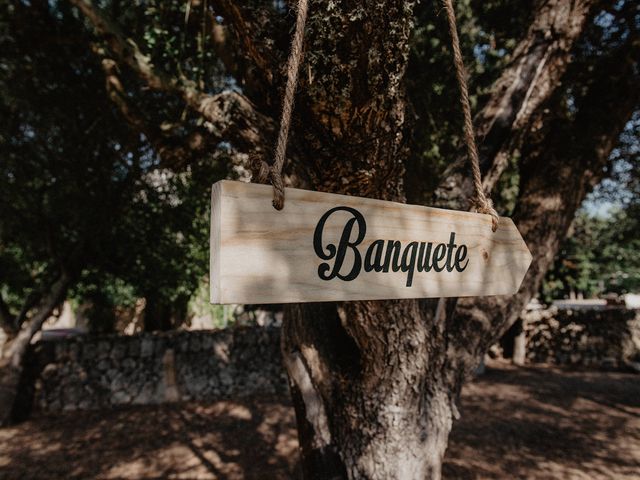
xmin=283 ymin=300 xmax=453 ymax=479
xmin=0 ymin=275 xmax=69 ymax=426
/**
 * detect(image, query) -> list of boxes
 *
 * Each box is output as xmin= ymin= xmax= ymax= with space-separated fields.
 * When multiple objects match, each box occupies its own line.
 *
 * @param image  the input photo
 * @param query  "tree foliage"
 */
xmin=0 ymin=2 xmax=225 ymax=333
xmin=542 ymin=111 xmax=640 ymax=300
xmin=543 ymin=208 xmax=640 ymax=300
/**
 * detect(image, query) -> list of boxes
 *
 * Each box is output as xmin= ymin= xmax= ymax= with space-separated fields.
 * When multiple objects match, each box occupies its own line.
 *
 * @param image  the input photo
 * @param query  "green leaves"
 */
xmin=0 ymin=3 xmax=226 ymax=331
xmin=543 ymin=207 xmax=640 ymax=301
xmin=406 ymin=0 xmax=529 ymax=201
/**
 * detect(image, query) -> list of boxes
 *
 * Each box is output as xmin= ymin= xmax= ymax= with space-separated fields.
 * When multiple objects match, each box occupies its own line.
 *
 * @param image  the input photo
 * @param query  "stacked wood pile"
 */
xmin=523 ymin=307 xmax=640 ymax=369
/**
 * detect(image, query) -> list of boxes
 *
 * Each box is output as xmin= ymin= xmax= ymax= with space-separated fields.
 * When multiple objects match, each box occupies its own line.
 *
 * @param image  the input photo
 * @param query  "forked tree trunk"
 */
xmin=0 ymin=275 xmax=69 ymax=425
xmin=443 ymin=33 xmax=640 ymax=378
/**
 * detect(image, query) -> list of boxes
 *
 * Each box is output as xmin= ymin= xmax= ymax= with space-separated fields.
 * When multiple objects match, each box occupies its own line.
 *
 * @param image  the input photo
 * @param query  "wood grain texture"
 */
xmin=210 ymin=180 xmax=532 ymax=304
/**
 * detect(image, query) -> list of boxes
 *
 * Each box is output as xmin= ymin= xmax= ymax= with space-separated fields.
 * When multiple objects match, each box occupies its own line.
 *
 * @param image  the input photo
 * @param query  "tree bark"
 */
xmin=0 ymin=274 xmax=69 ymax=426
xmin=433 ymin=0 xmax=601 ymax=210
xmin=283 ymin=301 xmax=454 ymax=479
xmin=444 ymin=30 xmax=640 ymax=378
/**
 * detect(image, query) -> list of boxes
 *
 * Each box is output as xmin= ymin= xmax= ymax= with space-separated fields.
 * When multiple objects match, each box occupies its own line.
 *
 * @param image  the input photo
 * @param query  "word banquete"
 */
xmin=313 ymin=206 xmax=469 ymax=287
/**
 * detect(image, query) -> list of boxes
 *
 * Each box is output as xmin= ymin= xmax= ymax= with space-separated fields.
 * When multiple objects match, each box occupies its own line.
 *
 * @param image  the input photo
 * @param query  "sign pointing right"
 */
xmin=210 ymin=181 xmax=533 ymax=304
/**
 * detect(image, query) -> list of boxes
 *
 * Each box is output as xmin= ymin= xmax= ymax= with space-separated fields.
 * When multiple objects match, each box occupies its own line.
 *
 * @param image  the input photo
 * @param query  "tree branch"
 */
xmin=71 ymin=0 xmax=274 ymax=155
xmin=210 ymin=1 xmax=276 ymax=85
xmin=0 ymin=273 xmax=70 ymax=425
xmin=432 ymin=0 xmax=602 ymax=210
xmin=98 ymin=57 xmax=211 ymax=169
xmin=1 ymin=274 xmax=70 ymax=359
xmin=13 ymin=291 xmax=39 ymax=332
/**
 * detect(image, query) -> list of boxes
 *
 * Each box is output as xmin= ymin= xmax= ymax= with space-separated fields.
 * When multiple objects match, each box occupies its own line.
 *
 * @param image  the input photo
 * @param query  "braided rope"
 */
xmin=251 ymin=0 xmax=309 ymax=210
xmin=442 ymin=0 xmax=499 ymax=231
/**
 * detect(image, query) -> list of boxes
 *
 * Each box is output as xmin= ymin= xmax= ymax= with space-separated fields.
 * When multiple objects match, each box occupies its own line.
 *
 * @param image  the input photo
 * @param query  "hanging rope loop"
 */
xmin=442 ymin=0 xmax=499 ymax=231
xmin=250 ymin=154 xmax=285 ymax=210
xmin=251 ymin=0 xmax=309 ymax=210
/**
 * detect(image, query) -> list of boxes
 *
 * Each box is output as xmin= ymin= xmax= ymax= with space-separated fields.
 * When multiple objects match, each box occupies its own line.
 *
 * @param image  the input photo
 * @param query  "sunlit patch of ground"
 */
xmin=1 ymin=361 xmax=638 ymax=479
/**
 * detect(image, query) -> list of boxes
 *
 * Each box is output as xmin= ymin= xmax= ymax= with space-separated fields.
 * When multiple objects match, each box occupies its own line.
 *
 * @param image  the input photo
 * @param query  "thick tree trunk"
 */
xmin=0 ymin=274 xmax=69 ymax=426
xmin=273 ymin=2 xmax=464 ymax=477
xmin=283 ymin=301 xmax=454 ymax=479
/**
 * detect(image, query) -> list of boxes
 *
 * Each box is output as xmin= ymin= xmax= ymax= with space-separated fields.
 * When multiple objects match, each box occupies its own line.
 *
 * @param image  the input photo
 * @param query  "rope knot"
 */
xmin=250 ymin=154 xmax=285 ymax=210
xmin=473 ymin=196 xmax=499 ymax=232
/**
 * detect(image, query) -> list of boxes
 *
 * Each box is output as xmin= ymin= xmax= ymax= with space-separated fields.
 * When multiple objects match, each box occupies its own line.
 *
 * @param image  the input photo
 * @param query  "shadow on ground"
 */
xmin=0 ymin=361 xmax=638 ymax=479
xmin=444 ymin=362 xmax=640 ymax=480
xmin=0 ymin=397 xmax=298 ymax=479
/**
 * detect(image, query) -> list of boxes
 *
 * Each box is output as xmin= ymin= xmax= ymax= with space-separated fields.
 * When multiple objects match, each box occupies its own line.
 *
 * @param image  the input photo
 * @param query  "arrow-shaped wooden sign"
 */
xmin=210 ymin=180 xmax=532 ymax=304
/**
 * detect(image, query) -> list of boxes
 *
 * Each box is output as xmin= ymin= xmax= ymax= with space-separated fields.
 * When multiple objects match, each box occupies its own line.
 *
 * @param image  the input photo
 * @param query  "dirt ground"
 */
xmin=1 ymin=361 xmax=638 ymax=479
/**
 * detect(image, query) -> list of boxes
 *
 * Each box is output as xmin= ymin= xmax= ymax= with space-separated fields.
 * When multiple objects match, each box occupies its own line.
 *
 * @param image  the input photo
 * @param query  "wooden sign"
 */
xmin=210 ymin=180 xmax=532 ymax=304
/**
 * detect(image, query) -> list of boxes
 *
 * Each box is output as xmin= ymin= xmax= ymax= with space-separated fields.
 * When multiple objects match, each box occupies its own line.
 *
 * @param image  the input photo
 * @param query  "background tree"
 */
xmin=0 ymin=1 xmax=224 ymax=425
xmin=1 ymin=0 xmax=638 ymax=477
xmin=542 ymin=208 xmax=640 ymax=301
xmin=543 ymin=114 xmax=640 ymax=300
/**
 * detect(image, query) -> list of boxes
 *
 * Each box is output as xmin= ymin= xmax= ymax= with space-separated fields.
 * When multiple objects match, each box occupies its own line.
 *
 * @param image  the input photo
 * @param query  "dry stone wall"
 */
xmin=26 ymin=308 xmax=640 ymax=413
xmin=28 ymin=327 xmax=287 ymax=412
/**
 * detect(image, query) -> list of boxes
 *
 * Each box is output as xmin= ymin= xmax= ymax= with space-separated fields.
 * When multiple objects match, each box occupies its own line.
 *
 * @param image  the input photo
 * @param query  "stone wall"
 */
xmin=523 ymin=307 xmax=640 ymax=368
xmin=25 ymin=308 xmax=640 ymax=413
xmin=27 ymin=327 xmax=287 ymax=412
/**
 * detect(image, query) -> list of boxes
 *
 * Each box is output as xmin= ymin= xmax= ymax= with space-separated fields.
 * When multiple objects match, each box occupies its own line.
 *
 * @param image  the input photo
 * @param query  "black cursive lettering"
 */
xmin=313 ymin=206 xmax=470 ymax=285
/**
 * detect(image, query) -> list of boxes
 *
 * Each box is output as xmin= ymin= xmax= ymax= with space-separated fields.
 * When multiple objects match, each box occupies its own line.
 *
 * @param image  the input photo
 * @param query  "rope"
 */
xmin=442 ymin=0 xmax=499 ymax=231
xmin=251 ymin=0 xmax=309 ymax=210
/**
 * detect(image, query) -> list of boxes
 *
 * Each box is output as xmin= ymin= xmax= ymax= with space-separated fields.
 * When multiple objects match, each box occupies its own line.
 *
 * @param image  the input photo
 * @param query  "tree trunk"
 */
xmin=0 ymin=297 xmax=15 ymax=341
xmin=443 ymin=30 xmax=640 ymax=377
xmin=270 ymin=3 xmax=469 ymax=477
xmin=0 ymin=274 xmax=69 ymax=426
xmin=283 ymin=301 xmax=454 ymax=479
